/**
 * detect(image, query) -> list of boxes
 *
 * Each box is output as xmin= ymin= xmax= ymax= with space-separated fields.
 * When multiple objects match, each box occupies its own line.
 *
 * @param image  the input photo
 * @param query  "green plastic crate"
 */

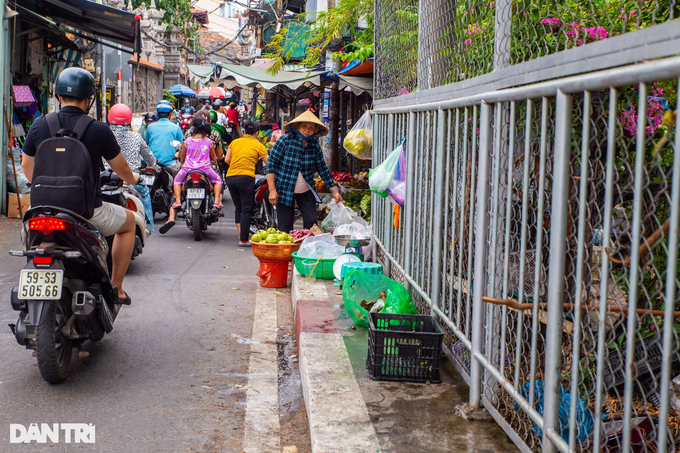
xmin=292 ymin=252 xmax=336 ymax=280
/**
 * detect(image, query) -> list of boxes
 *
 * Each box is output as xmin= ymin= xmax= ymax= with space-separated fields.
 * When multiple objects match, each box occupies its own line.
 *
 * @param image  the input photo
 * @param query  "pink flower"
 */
xmin=464 ymin=38 xmax=472 ymax=45
xmin=540 ymin=17 xmax=559 ymax=27
xmin=585 ymin=26 xmax=608 ymax=40
xmin=398 ymin=88 xmax=410 ymax=96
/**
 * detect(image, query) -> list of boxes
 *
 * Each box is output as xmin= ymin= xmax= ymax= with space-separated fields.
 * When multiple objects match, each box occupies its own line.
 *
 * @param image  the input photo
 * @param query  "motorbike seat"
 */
xmin=255 ymin=177 xmax=267 ymax=189
xmin=101 ymin=190 xmax=127 ymax=207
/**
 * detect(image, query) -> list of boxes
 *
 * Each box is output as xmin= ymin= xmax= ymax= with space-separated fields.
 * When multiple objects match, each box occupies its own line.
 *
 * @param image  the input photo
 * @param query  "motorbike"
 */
xmin=181 ymin=169 xmax=220 ymax=241
xmin=7 ymin=172 xmax=145 ymax=383
xmin=100 ymin=170 xmax=148 ymax=259
xmin=139 ymin=161 xmax=174 ymax=218
xmin=226 ymin=121 xmax=240 ymax=141
xmin=250 ymin=174 xmax=277 ymax=234
xmin=180 ymin=113 xmax=193 ymax=133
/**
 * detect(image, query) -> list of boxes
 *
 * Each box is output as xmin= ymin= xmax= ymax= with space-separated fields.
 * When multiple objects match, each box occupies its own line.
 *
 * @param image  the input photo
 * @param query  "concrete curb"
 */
xmin=292 ymin=272 xmax=381 ymax=453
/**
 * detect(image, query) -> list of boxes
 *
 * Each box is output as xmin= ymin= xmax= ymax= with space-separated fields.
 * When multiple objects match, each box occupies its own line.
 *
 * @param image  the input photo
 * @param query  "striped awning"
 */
xmin=49 ymin=49 xmax=83 ymax=84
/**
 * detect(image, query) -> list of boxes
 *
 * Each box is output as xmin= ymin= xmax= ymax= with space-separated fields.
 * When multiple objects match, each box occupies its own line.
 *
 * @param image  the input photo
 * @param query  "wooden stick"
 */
xmin=605 ymin=219 xmax=671 ymax=265
xmin=482 ymin=295 xmax=680 ymax=318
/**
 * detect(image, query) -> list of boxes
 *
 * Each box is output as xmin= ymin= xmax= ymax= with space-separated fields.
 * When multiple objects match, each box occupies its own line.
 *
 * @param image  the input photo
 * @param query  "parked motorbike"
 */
xmin=250 ymin=174 xmax=277 ymax=234
xmin=181 ymin=170 xmax=220 ymax=241
xmin=7 ymin=172 xmax=145 ymax=383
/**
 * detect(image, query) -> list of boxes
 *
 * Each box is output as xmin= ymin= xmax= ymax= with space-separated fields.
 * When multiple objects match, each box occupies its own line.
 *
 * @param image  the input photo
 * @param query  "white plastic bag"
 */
xmin=333 ymin=221 xmax=373 ymax=239
xmin=369 ymin=139 xmax=404 ymax=197
xmin=297 ymin=233 xmax=346 ymax=259
xmin=320 ymin=200 xmax=355 ymax=232
xmin=343 ymin=111 xmax=373 ymax=159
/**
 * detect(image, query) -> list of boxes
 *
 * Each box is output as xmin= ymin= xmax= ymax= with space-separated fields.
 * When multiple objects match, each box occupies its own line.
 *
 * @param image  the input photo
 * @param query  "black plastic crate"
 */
xmin=602 ymin=334 xmax=678 ymax=388
xmin=367 ymin=312 xmax=444 ymax=383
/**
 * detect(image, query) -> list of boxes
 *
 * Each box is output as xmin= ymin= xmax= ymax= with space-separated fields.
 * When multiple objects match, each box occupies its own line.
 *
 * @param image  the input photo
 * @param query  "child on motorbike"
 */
xmin=159 ymin=117 xmax=224 ymax=234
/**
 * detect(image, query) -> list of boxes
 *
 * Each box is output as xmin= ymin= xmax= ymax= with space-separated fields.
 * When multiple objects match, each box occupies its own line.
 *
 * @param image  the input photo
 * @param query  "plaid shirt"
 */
xmin=267 ymin=132 xmax=335 ymax=207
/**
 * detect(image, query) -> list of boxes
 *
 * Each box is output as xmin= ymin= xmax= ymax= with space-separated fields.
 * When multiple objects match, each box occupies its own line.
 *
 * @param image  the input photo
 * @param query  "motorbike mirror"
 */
xmin=170 ymin=140 xmax=182 ymax=149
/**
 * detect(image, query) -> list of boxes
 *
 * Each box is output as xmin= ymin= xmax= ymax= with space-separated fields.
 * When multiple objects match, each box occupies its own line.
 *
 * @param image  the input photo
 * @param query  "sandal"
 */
xmin=213 ymin=202 xmax=223 ymax=209
xmin=159 ymin=221 xmax=175 ymax=234
xmin=171 ymin=201 xmax=182 ymax=210
xmin=118 ymin=293 xmax=132 ymax=305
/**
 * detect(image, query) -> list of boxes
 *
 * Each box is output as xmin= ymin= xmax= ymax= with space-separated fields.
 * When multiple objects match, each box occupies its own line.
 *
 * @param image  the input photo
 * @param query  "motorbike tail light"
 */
xmin=33 ymin=256 xmax=52 ymax=265
xmin=145 ymin=168 xmax=155 ymax=174
xmin=191 ymin=173 xmax=200 ymax=183
xmin=126 ymin=198 xmax=138 ymax=212
xmin=28 ymin=217 xmax=69 ymax=235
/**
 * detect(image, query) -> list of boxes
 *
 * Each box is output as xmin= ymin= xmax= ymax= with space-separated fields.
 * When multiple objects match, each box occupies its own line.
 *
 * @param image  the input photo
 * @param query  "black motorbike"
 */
xmin=182 ymin=170 xmax=220 ymax=241
xmin=8 ymin=206 xmax=124 ymax=383
xmin=139 ymin=161 xmax=174 ymax=218
xmin=250 ymin=176 xmax=277 ymax=233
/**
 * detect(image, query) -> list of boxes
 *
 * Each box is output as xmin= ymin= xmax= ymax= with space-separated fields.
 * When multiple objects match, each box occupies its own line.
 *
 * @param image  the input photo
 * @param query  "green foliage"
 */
xmin=263 ymin=0 xmax=374 ymax=74
xmin=131 ymin=0 xmax=201 ymax=50
xmin=162 ymin=89 xmax=177 ymax=106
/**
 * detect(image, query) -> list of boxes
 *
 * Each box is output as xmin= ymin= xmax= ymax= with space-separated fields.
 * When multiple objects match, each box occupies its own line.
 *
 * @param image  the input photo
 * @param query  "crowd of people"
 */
xmin=20 ymin=67 xmax=343 ymax=303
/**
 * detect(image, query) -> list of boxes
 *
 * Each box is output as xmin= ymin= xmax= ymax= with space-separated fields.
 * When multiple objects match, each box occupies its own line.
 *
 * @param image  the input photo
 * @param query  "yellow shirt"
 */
xmin=226 ymin=135 xmax=268 ymax=177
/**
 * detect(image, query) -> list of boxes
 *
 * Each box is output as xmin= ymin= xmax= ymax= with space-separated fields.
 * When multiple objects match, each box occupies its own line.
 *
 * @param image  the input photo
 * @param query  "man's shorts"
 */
xmin=90 ymin=202 xmax=128 ymax=237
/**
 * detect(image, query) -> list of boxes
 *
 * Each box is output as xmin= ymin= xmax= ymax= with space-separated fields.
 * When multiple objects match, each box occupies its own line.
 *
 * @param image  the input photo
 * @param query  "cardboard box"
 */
xmin=7 ymin=192 xmax=30 ymax=219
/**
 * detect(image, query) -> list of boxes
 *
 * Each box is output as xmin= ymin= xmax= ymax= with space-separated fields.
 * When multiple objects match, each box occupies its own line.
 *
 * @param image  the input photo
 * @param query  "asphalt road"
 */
xmin=0 ymin=199 xmax=311 ymax=453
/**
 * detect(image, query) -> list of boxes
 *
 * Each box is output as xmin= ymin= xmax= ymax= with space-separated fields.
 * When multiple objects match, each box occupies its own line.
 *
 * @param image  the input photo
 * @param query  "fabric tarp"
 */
xmin=338 ymin=75 xmax=373 ymax=96
xmin=187 ymin=64 xmax=214 ymax=79
xmin=18 ymin=0 xmax=141 ymax=52
xmin=215 ymin=63 xmax=324 ymax=91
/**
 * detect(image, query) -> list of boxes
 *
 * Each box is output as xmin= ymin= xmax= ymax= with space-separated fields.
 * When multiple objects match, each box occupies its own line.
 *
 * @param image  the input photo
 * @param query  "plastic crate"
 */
xmin=602 ymin=334 xmax=678 ymax=388
xmin=367 ymin=312 xmax=444 ymax=383
xmin=291 ymin=252 xmax=336 ymax=279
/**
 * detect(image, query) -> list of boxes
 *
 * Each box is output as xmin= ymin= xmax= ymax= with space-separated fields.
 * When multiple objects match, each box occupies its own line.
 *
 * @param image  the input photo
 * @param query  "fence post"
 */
xmin=469 ymin=102 xmax=493 ymax=408
xmin=382 ymin=113 xmax=395 ymax=276
xmin=494 ymin=0 xmax=511 ymax=70
xmin=541 ymin=90 xmax=573 ymax=453
xmin=403 ymin=111 xmax=417 ymax=291
xmin=429 ymin=108 xmax=447 ymax=316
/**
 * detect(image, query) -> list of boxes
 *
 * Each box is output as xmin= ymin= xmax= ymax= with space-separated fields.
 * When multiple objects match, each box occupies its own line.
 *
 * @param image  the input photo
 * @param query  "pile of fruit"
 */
xmin=314 ymin=177 xmax=326 ymax=192
xmin=342 ymin=190 xmax=372 ymax=222
xmin=333 ymin=172 xmax=370 ymax=190
xmin=251 ymin=228 xmax=295 ymax=244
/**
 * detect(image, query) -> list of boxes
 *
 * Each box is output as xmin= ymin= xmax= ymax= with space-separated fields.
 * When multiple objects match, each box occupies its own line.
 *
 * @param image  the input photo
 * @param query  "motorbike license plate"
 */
xmin=19 ymin=270 xmax=63 ymax=300
xmin=142 ymin=175 xmax=155 ymax=186
xmin=187 ymin=188 xmax=205 ymax=199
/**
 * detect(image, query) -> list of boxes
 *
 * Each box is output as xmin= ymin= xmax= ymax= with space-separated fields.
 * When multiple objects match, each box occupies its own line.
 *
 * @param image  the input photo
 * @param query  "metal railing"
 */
xmin=372 ymin=2 xmax=680 ymax=451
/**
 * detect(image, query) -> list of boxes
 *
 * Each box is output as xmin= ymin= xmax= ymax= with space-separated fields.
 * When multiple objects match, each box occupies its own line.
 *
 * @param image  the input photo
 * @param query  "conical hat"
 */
xmin=285 ymin=110 xmax=328 ymax=137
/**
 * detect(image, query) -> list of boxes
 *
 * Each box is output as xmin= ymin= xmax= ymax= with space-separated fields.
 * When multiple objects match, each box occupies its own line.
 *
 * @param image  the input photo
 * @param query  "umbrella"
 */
xmin=209 ymin=87 xmax=226 ymax=99
xmin=168 ymin=84 xmax=196 ymax=97
xmin=196 ymin=87 xmax=210 ymax=98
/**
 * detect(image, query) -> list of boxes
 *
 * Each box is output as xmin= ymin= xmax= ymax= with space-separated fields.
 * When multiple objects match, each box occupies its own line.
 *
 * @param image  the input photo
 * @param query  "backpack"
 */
xmin=30 ymin=112 xmax=96 ymax=218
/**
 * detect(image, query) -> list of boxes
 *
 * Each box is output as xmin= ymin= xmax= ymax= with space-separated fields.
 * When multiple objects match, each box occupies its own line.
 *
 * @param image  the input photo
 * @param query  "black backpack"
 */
xmin=30 ymin=113 xmax=96 ymax=218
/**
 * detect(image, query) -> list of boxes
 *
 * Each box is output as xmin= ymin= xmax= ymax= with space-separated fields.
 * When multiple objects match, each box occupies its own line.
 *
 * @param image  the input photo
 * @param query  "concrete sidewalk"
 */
xmin=291 ymin=270 xmax=518 ymax=453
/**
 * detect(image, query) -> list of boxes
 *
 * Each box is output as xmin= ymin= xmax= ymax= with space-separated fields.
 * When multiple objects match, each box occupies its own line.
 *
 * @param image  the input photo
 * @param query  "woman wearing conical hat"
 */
xmin=266 ymin=110 xmax=343 ymax=233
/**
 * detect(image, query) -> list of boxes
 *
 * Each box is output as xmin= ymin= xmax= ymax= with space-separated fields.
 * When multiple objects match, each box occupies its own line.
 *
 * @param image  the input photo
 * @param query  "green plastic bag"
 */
xmin=342 ymin=270 xmax=419 ymax=327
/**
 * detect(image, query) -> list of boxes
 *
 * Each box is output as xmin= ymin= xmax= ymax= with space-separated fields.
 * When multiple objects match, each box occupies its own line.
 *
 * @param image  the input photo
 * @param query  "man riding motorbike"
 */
xmin=145 ymin=100 xmax=184 ymax=175
xmin=138 ymin=112 xmax=157 ymax=142
xmin=107 ymin=103 xmax=157 ymax=234
xmin=179 ymin=98 xmax=195 ymax=116
xmin=20 ymin=67 xmax=140 ymax=305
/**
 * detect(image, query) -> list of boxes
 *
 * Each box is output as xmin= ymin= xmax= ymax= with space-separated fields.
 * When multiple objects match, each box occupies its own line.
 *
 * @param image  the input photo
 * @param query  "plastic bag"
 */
xmin=343 ymin=111 xmax=373 ymax=159
xmin=342 ymin=270 xmax=419 ymax=327
xmin=333 ymin=220 xmax=373 ymax=239
xmin=386 ymin=143 xmax=406 ymax=206
xmin=6 ymin=147 xmax=30 ymax=194
xmin=297 ymin=233 xmax=346 ymax=259
xmin=320 ymin=200 xmax=355 ymax=232
xmin=369 ymin=139 xmax=404 ymax=198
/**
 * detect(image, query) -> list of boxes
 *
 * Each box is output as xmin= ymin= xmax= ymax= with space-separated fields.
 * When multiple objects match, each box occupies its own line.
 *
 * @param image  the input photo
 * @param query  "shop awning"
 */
xmin=215 ymin=63 xmax=324 ymax=91
xmin=128 ymin=56 xmax=164 ymax=71
xmin=18 ymin=0 xmax=141 ymax=53
xmin=15 ymin=4 xmax=82 ymax=51
xmin=187 ymin=64 xmax=214 ymax=79
xmin=338 ymin=75 xmax=373 ymax=96
xmin=338 ymin=58 xmax=374 ymax=76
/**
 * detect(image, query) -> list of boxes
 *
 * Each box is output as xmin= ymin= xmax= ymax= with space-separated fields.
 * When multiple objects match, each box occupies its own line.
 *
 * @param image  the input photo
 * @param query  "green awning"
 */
xmin=215 ymin=63 xmax=324 ymax=91
xmin=187 ymin=64 xmax=214 ymax=79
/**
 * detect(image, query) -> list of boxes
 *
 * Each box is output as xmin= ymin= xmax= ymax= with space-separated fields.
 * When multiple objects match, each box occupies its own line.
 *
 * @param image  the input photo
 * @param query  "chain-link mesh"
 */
xmin=374 ymin=0 xmax=418 ymax=99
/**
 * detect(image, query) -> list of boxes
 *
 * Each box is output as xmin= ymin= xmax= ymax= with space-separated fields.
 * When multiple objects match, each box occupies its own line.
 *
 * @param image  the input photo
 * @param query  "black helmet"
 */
xmin=144 ymin=112 xmax=158 ymax=123
xmin=212 ymin=101 xmax=222 ymax=111
xmin=55 ymin=67 xmax=95 ymax=99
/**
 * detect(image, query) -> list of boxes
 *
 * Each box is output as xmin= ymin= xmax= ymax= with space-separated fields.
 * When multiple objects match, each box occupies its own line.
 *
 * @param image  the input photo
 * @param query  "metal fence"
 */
xmin=372 ymin=2 xmax=680 ymax=452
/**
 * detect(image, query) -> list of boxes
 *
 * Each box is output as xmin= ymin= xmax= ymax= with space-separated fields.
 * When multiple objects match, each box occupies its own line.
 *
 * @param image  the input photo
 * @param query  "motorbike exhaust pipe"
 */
xmin=72 ymin=291 xmax=112 ymax=341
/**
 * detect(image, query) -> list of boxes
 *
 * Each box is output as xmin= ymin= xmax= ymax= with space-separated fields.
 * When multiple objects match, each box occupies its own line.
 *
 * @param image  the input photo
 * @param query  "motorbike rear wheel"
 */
xmin=36 ymin=296 xmax=73 ymax=384
xmin=192 ymin=208 xmax=203 ymax=241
